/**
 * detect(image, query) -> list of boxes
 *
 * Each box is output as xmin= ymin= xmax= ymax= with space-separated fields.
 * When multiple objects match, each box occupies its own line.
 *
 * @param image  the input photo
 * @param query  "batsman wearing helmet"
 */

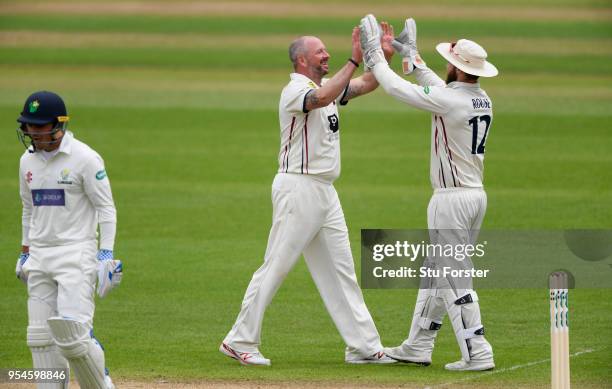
xmin=15 ymin=91 xmax=122 ymax=388
xmin=359 ymin=15 xmax=498 ymax=371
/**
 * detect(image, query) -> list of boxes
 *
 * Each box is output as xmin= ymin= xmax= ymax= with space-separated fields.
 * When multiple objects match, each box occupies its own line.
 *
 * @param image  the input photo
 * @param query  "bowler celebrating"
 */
xmin=360 ymin=15 xmax=498 ymax=371
xmin=15 ymin=91 xmax=122 ymax=388
xmin=221 ymin=26 xmax=397 ymax=365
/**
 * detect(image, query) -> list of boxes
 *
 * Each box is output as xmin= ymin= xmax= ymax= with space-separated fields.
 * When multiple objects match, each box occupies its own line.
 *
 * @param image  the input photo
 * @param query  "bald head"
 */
xmin=289 ymin=36 xmax=326 ymax=70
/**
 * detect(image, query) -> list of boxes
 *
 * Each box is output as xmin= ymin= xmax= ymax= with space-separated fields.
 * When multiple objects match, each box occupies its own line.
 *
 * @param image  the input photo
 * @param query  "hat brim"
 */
xmin=17 ymin=115 xmax=55 ymax=125
xmin=436 ymin=42 xmax=499 ymax=78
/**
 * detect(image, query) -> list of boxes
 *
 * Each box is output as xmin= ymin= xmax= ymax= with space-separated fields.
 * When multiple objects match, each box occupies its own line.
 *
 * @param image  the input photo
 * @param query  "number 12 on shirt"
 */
xmin=469 ymin=115 xmax=491 ymax=155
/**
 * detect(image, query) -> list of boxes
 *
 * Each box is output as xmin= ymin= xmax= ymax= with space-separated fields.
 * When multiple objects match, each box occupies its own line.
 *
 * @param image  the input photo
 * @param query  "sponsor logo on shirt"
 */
xmin=57 ymin=168 xmax=73 ymax=184
xmin=96 ymin=169 xmax=107 ymax=180
xmin=327 ymin=114 xmax=339 ymax=133
xmin=26 ymin=171 xmax=33 ymax=184
xmin=424 ymin=86 xmax=431 ymax=95
xmin=32 ymin=189 xmax=65 ymax=206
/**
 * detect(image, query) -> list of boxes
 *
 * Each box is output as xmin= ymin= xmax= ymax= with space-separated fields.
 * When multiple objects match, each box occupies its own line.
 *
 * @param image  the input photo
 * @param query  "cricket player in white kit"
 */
xmin=359 ymin=15 xmax=498 ymax=371
xmin=15 ymin=91 xmax=123 ymax=388
xmin=221 ymin=27 xmax=398 ymax=365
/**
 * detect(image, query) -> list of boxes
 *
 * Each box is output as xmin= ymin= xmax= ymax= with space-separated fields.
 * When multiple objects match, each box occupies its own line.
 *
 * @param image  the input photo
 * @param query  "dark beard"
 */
xmin=315 ymin=64 xmax=328 ymax=77
xmin=446 ymin=67 xmax=457 ymax=84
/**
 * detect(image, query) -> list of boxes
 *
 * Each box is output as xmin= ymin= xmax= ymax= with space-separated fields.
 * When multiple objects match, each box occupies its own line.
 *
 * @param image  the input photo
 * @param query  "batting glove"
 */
xmin=359 ymin=14 xmax=386 ymax=70
xmin=96 ymin=249 xmax=123 ymax=298
xmin=392 ymin=18 xmax=426 ymax=74
xmin=15 ymin=252 xmax=29 ymax=284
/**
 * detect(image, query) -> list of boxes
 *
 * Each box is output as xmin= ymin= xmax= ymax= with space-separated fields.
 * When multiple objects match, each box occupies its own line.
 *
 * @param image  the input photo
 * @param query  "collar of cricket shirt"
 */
xmin=447 ymin=81 xmax=481 ymax=89
xmin=57 ymin=130 xmax=74 ymax=155
xmin=290 ymin=73 xmax=320 ymax=89
xmin=35 ymin=130 xmax=73 ymax=161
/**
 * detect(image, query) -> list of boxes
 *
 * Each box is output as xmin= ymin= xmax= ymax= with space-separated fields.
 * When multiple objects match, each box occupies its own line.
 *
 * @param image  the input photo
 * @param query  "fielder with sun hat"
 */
xmin=15 ymin=90 xmax=122 ymax=388
xmin=359 ymin=15 xmax=498 ymax=371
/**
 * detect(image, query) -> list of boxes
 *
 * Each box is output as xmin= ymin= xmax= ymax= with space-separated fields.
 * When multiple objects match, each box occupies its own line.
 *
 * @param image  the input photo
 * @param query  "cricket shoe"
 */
xmin=104 ymin=368 xmax=115 ymax=389
xmin=345 ymin=351 xmax=397 ymax=364
xmin=445 ymin=358 xmax=495 ymax=371
xmin=383 ymin=345 xmax=431 ymax=366
xmin=219 ymin=343 xmax=271 ymax=366
xmin=105 ymin=375 xmax=115 ymax=389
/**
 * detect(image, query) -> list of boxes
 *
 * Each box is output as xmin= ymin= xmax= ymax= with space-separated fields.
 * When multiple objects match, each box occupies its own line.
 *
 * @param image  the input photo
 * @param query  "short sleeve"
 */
xmin=336 ymin=84 xmax=350 ymax=106
xmin=281 ymin=81 xmax=314 ymax=114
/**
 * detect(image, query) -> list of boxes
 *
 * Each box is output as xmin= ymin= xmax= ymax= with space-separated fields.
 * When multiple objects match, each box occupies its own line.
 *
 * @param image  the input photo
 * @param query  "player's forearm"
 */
xmin=308 ymin=61 xmax=358 ymax=109
xmin=373 ymin=62 xmax=418 ymax=103
xmin=372 ymin=62 xmax=448 ymax=113
xmin=89 ymin=187 xmax=117 ymax=250
xmin=22 ymin=224 xmax=30 ymax=247
xmin=21 ymin=201 xmax=32 ymax=247
xmin=414 ymin=67 xmax=446 ymax=87
xmin=96 ymin=202 xmax=117 ymax=250
xmin=99 ymin=221 xmax=116 ymax=251
xmin=342 ymin=72 xmax=379 ymax=102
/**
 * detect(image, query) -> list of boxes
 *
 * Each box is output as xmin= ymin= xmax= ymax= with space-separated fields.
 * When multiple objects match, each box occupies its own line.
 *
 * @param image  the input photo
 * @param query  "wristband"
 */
xmin=348 ymin=58 xmax=359 ymax=68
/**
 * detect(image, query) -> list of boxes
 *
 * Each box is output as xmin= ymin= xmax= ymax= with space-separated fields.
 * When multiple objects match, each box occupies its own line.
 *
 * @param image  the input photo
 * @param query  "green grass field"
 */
xmin=1 ymin=1 xmax=611 ymax=387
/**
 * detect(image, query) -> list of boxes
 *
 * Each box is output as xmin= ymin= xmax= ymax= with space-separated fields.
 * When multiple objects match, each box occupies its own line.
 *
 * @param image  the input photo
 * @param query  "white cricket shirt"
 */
xmin=19 ymin=131 xmax=117 ymax=247
xmin=277 ymin=73 xmax=348 ymax=183
xmin=373 ymin=63 xmax=493 ymax=189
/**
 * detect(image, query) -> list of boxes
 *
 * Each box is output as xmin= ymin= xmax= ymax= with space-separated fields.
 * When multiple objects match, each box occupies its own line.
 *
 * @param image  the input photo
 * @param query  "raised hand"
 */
xmin=393 ymin=18 xmax=426 ymax=74
xmin=380 ymin=21 xmax=395 ymax=62
xmin=351 ymin=26 xmax=362 ymax=65
xmin=359 ymin=14 xmax=386 ymax=69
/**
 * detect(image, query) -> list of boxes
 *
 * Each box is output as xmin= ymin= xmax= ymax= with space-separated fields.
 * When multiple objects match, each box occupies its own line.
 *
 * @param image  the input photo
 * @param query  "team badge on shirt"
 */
xmin=26 ymin=171 xmax=33 ymax=183
xmin=58 ymin=168 xmax=73 ymax=184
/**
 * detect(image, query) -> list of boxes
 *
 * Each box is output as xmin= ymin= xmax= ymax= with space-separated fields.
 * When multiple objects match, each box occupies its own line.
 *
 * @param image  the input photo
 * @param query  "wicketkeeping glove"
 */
xmin=392 ymin=18 xmax=426 ymax=74
xmin=96 ymin=249 xmax=123 ymax=298
xmin=359 ymin=14 xmax=386 ymax=70
xmin=15 ymin=252 xmax=29 ymax=284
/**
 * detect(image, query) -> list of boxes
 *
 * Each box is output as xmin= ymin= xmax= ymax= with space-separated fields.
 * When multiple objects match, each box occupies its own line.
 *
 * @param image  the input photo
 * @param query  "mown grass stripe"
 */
xmin=0 ymin=15 xmax=610 ymax=39
xmin=1 ymin=47 xmax=610 ymax=76
xmin=1 ymin=2 xmax=610 ymax=22
xmin=2 ymin=30 xmax=611 ymax=56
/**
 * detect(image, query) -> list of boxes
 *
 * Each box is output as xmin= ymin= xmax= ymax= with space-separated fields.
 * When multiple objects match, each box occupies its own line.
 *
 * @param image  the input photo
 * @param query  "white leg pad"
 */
xmin=404 ymin=289 xmax=445 ymax=355
xmin=463 ymin=325 xmax=486 ymax=340
xmin=27 ymin=325 xmax=69 ymax=389
xmin=441 ymin=289 xmax=492 ymax=361
xmin=47 ymin=317 xmax=107 ymax=389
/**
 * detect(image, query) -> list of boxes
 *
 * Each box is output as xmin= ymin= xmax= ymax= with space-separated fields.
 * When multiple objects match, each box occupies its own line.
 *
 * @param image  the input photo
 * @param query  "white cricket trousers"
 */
xmin=25 ymin=240 xmax=98 ymax=329
xmin=405 ymin=187 xmax=493 ymax=361
xmin=224 ymin=173 xmax=383 ymax=359
xmin=23 ymin=241 xmax=101 ymax=388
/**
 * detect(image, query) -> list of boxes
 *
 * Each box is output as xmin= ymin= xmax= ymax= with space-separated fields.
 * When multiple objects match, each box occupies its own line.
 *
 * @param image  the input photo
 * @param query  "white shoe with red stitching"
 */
xmin=345 ymin=350 xmax=397 ymax=364
xmin=219 ymin=343 xmax=271 ymax=366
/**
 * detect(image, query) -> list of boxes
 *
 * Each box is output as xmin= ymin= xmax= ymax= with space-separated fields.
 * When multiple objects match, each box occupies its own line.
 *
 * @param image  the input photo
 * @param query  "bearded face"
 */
xmin=446 ymin=63 xmax=458 ymax=84
xmin=304 ymin=39 xmax=330 ymax=78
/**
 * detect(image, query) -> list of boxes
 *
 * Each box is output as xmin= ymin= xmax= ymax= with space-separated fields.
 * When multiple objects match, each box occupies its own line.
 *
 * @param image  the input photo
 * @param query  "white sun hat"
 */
xmin=436 ymin=39 xmax=498 ymax=78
